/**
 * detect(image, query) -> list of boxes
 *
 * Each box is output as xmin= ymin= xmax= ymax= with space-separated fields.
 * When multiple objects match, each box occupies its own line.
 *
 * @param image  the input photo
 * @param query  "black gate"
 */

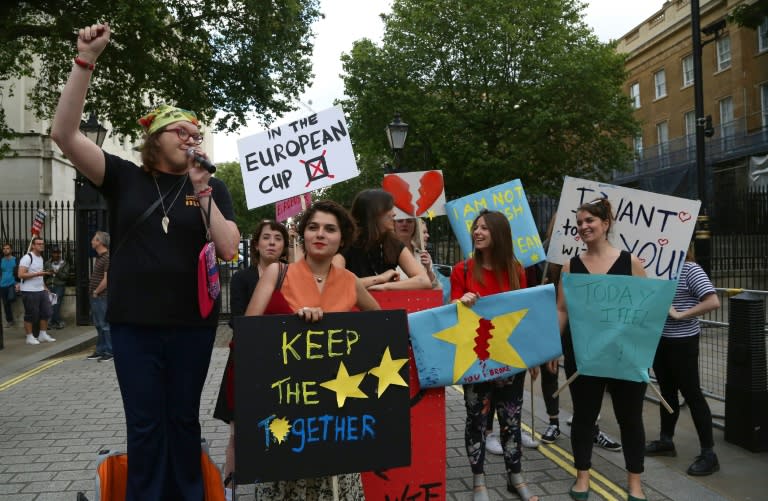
xmin=74 ymin=174 xmax=109 ymax=325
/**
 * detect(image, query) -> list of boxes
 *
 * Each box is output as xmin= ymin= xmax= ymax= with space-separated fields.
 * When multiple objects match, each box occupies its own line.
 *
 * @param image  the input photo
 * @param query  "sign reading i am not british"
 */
xmin=548 ymin=177 xmax=701 ymax=280
xmin=237 ymin=106 xmax=359 ymax=209
xmin=233 ymin=310 xmax=411 ymax=483
xmin=445 ymin=179 xmax=545 ymax=267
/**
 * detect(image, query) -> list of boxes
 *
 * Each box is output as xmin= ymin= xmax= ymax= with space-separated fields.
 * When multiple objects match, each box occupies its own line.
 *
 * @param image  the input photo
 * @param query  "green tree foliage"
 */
xmin=729 ymin=0 xmax=768 ymax=29
xmin=0 ymin=0 xmax=322 ymax=147
xmin=215 ymin=161 xmax=275 ymax=236
xmin=337 ymin=0 xmax=639 ymax=197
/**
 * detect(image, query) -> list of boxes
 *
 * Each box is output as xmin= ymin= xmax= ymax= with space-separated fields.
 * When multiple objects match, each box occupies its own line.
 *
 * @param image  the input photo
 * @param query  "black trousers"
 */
xmin=112 ymin=323 xmax=216 ymax=501
xmin=564 ymin=333 xmax=647 ymax=473
xmin=652 ymin=335 xmax=714 ymax=449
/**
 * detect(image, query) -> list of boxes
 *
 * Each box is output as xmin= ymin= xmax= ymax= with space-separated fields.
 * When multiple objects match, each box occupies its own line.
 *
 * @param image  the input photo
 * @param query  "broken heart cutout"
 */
xmin=382 ymin=174 xmax=414 ymax=216
xmin=415 ymin=171 xmax=444 ymax=215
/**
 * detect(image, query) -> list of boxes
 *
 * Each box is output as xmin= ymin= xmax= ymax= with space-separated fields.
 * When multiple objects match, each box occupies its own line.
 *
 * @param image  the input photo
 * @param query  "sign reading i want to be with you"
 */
xmin=233 ymin=310 xmax=411 ymax=483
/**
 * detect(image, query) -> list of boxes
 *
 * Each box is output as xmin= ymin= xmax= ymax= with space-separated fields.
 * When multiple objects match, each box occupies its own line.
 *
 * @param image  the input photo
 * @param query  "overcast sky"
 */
xmin=212 ymin=0 xmax=665 ymax=163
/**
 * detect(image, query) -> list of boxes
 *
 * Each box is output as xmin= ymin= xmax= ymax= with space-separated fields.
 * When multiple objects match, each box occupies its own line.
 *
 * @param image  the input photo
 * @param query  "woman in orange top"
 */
xmin=246 ymin=200 xmax=379 ymax=500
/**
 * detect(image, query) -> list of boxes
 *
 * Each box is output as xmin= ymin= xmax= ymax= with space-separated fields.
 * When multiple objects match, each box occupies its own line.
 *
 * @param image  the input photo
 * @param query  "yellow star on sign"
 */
xmin=432 ymin=302 xmax=528 ymax=383
xmin=320 ymin=361 xmax=368 ymax=408
xmin=531 ymin=253 xmax=540 ymax=262
xmin=427 ymin=209 xmax=436 ymax=220
xmin=368 ymin=347 xmax=409 ymax=397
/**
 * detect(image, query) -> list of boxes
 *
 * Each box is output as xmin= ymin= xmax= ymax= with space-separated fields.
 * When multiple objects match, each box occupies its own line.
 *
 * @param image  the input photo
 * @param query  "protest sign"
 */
xmin=275 ymin=193 xmax=312 ymax=222
xmin=382 ymin=170 xmax=447 ymax=219
xmin=408 ymin=285 xmax=561 ymax=388
xmin=362 ymin=290 xmax=446 ymax=501
xmin=233 ymin=310 xmax=410 ymax=483
xmin=445 ymin=179 xmax=545 ymax=267
xmin=238 ymin=106 xmax=359 ymax=209
xmin=563 ymin=272 xmax=677 ymax=382
xmin=548 ymin=177 xmax=701 ymax=279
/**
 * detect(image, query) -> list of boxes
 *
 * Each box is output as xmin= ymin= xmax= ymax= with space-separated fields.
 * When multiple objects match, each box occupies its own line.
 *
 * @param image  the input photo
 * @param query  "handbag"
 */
xmin=197 ymin=196 xmax=221 ymax=318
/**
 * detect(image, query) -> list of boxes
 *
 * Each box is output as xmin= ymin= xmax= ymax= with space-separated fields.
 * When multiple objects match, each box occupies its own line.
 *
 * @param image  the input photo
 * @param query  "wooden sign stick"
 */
xmin=552 ymin=371 xmax=579 ymax=398
xmin=648 ymin=381 xmax=674 ymax=414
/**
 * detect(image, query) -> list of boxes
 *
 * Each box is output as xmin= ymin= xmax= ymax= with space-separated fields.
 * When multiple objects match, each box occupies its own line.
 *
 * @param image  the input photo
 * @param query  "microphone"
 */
xmin=187 ymin=149 xmax=216 ymax=173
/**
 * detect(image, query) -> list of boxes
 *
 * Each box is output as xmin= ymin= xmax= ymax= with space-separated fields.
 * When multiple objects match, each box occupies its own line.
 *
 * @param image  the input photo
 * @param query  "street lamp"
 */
xmin=690 ymin=1 xmax=723 ymax=276
xmin=79 ymin=112 xmax=108 ymax=147
xmin=385 ymin=112 xmax=409 ymax=172
xmin=75 ymin=112 xmax=108 ymax=326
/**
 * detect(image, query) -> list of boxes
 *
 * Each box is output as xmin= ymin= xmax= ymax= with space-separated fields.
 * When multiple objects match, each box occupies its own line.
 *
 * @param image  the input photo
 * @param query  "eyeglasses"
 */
xmin=163 ymin=127 xmax=204 ymax=145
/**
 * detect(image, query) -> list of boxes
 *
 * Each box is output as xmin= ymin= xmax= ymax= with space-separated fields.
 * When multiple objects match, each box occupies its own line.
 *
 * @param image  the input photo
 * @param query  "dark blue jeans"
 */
xmin=111 ymin=323 xmax=216 ymax=501
xmin=89 ymin=296 xmax=111 ymax=355
xmin=51 ymin=285 xmax=66 ymax=324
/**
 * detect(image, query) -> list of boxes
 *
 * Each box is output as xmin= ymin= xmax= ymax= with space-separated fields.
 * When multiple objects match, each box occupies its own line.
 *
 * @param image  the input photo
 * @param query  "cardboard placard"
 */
xmin=234 ymin=310 xmax=410 ymax=483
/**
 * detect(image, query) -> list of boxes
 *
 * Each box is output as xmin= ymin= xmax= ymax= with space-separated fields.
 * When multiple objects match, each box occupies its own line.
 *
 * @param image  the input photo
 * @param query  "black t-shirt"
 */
xmin=342 ymin=239 xmax=405 ymax=278
xmin=99 ymin=152 xmax=236 ymax=326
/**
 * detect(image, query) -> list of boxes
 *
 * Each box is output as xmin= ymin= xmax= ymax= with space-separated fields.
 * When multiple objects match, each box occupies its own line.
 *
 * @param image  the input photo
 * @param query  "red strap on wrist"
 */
xmin=74 ymin=57 xmax=95 ymax=71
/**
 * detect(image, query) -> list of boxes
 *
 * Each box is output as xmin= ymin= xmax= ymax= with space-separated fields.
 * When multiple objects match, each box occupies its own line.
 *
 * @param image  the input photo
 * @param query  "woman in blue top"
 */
xmin=645 ymin=242 xmax=721 ymax=476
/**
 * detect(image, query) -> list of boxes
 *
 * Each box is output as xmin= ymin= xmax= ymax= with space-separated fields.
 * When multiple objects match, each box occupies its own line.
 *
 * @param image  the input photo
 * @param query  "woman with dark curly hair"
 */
xmin=246 ymin=200 xmax=380 ymax=500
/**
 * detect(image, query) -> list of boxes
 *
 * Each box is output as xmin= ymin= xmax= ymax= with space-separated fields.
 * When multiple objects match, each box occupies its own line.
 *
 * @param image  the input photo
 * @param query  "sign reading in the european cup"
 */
xmin=237 ymin=106 xmax=359 ymax=209
xmin=548 ymin=177 xmax=701 ymax=280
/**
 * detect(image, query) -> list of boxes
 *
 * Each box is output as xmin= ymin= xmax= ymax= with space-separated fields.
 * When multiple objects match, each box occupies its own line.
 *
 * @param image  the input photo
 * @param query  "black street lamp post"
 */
xmin=691 ymin=1 xmax=724 ymax=277
xmin=385 ymin=112 xmax=409 ymax=172
xmin=75 ymin=113 xmax=109 ymax=325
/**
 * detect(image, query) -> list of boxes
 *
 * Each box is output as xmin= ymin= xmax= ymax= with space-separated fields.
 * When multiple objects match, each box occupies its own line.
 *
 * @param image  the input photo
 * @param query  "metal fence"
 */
xmin=0 ymin=200 xmax=76 ymax=279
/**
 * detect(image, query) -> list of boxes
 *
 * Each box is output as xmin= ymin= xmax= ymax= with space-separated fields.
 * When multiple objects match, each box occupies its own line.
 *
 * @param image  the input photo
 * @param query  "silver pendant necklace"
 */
xmin=152 ymin=174 xmax=188 ymax=234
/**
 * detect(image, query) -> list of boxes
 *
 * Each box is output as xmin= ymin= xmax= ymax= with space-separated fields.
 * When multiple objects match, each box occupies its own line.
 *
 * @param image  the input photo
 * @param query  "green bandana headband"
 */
xmin=138 ymin=105 xmax=199 ymax=135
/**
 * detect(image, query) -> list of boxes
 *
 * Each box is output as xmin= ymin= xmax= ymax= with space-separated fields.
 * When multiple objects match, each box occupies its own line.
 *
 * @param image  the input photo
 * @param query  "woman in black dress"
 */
xmin=213 ymin=220 xmax=288 ymax=498
xmin=333 ymin=189 xmax=430 ymax=290
xmin=552 ymin=198 xmax=648 ymax=501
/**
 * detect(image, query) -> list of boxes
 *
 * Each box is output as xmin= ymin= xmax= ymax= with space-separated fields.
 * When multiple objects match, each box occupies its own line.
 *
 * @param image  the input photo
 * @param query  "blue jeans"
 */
xmin=90 ymin=296 xmax=111 ymax=355
xmin=111 ymin=323 xmax=216 ymax=501
xmin=51 ymin=285 xmax=65 ymax=324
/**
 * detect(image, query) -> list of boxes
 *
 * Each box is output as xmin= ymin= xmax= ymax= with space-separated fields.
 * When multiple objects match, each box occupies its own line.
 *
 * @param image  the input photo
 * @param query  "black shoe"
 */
xmin=645 ymin=439 xmax=677 ymax=457
xmin=86 ymin=352 xmax=101 ymax=360
xmin=594 ymin=431 xmax=622 ymax=451
xmin=541 ymin=423 xmax=561 ymax=444
xmin=687 ymin=452 xmax=719 ymax=476
xmin=98 ymin=354 xmax=114 ymax=362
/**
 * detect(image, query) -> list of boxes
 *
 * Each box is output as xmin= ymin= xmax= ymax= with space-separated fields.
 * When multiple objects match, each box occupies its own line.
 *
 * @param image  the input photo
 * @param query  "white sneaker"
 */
xmin=38 ymin=332 xmax=56 ymax=342
xmin=522 ymin=431 xmax=540 ymax=448
xmin=26 ymin=335 xmax=40 ymax=345
xmin=485 ymin=432 xmax=503 ymax=455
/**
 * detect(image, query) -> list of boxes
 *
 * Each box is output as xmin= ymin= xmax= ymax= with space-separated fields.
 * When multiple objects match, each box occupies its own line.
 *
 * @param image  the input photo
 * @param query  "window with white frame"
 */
xmin=682 ymin=55 xmax=694 ymax=87
xmin=654 ymin=69 xmax=667 ymax=98
xmin=633 ymin=135 xmax=644 ymax=159
xmin=719 ymin=97 xmax=734 ymax=134
xmin=716 ymin=35 xmax=731 ymax=71
xmin=759 ymin=17 xmax=768 ymax=52
xmin=761 ymin=84 xmax=767 ymax=128
xmin=629 ymin=82 xmax=641 ymax=108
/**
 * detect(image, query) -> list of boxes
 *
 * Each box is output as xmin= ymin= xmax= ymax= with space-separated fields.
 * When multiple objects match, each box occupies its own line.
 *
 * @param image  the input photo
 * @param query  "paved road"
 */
xmin=0 ymin=324 xmax=765 ymax=500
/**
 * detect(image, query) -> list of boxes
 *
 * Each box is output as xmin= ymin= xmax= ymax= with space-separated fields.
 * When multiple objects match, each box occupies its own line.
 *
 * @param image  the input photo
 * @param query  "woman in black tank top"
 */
xmin=551 ymin=198 xmax=648 ymax=501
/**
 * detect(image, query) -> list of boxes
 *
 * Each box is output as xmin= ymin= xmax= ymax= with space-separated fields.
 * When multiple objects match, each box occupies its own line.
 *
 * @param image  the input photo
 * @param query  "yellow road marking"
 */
xmin=453 ymin=385 xmax=628 ymax=500
xmin=0 ymin=350 xmax=91 ymax=392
